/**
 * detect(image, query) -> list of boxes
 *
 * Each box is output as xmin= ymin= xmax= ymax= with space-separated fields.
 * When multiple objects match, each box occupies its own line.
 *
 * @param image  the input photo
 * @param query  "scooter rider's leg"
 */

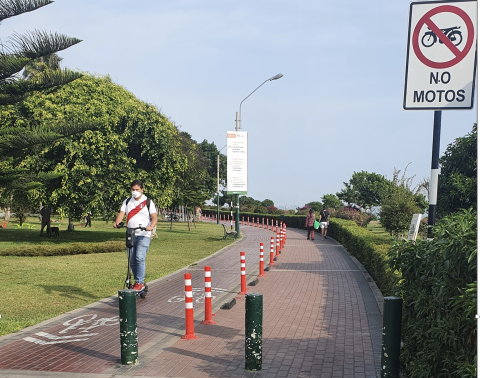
xmin=132 ymin=236 xmax=150 ymax=291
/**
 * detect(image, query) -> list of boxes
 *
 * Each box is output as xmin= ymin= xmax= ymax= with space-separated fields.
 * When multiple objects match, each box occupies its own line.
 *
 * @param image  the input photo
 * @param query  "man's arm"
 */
xmin=146 ymin=212 xmax=158 ymax=231
xmin=113 ymin=211 xmax=125 ymax=228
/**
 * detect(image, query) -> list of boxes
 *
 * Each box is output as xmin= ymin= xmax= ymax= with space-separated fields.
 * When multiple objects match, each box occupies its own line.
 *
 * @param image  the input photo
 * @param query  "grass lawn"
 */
xmin=367 ymin=221 xmax=390 ymax=236
xmin=0 ymin=218 xmax=233 ymax=337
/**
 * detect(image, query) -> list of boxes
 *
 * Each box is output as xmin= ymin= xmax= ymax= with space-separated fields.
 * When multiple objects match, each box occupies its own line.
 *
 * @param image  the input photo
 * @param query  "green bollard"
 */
xmin=381 ymin=296 xmax=403 ymax=378
xmin=245 ymin=293 xmax=263 ymax=371
xmin=118 ymin=289 xmax=138 ymax=365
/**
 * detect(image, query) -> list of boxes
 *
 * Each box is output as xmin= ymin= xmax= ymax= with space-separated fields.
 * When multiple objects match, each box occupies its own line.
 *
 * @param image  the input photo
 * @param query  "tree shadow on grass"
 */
xmin=37 ymin=285 xmax=98 ymax=300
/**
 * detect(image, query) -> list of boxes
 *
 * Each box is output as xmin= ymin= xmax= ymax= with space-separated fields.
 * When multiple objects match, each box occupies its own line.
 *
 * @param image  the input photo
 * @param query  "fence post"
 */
xmin=118 ymin=289 xmax=138 ymax=365
xmin=381 ymin=296 xmax=402 ymax=378
xmin=245 ymin=293 xmax=263 ymax=371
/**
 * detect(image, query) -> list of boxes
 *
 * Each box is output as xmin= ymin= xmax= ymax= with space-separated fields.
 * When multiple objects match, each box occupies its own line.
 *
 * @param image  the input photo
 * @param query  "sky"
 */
xmin=5 ymin=0 xmax=477 ymax=209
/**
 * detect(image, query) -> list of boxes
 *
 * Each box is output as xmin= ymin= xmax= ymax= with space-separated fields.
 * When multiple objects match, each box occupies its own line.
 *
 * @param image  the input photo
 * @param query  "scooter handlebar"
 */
xmin=115 ymin=222 xmax=146 ymax=231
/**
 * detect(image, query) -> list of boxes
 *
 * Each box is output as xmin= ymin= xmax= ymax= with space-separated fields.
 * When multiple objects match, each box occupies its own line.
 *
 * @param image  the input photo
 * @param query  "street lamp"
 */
xmin=233 ymin=73 xmax=283 ymax=235
xmin=217 ymin=144 xmax=226 ymax=224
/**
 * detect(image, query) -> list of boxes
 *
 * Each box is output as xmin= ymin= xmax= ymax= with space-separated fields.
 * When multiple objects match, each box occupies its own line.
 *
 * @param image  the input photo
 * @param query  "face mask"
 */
xmin=131 ymin=190 xmax=142 ymax=199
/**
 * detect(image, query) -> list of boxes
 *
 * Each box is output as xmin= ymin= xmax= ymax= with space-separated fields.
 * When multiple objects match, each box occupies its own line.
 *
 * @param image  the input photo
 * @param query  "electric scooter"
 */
xmin=115 ymin=222 xmax=149 ymax=299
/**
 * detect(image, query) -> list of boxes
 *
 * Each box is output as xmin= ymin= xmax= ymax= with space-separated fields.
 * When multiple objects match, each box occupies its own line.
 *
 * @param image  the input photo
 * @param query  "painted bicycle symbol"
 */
xmin=421 ymin=26 xmax=462 ymax=47
xmin=23 ymin=313 xmax=118 ymax=345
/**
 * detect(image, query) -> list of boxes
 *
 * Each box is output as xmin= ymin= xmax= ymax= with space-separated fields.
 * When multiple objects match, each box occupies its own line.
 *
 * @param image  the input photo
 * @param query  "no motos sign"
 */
xmin=404 ymin=0 xmax=477 ymax=110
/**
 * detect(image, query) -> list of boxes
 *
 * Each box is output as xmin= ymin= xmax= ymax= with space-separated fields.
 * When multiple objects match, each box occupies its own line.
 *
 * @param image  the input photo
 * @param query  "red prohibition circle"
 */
xmin=412 ymin=5 xmax=474 ymax=69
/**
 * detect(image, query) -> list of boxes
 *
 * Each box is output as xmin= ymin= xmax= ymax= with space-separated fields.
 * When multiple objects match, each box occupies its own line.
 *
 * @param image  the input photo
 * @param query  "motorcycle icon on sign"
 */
xmin=421 ymin=26 xmax=463 ymax=48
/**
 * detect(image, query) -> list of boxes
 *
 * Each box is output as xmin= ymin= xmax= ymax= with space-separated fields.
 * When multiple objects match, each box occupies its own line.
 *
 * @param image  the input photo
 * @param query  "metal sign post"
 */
xmin=404 ymin=0 xmax=477 ymax=237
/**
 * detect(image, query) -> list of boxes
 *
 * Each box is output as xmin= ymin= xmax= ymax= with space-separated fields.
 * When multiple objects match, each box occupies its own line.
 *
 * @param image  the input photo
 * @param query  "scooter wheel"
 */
xmin=139 ymin=292 xmax=147 ymax=298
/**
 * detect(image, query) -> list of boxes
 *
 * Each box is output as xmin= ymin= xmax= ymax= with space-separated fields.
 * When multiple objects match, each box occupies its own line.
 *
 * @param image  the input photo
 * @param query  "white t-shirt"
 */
xmin=120 ymin=195 xmax=157 ymax=237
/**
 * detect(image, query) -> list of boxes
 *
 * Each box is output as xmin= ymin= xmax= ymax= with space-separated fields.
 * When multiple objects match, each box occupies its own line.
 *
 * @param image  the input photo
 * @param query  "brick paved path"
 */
xmin=0 ymin=223 xmax=382 ymax=378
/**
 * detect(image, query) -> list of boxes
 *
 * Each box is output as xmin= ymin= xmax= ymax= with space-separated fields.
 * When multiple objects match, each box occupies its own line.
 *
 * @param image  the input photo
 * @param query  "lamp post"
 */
xmin=217 ymin=145 xmax=226 ymax=224
xmin=233 ymin=73 xmax=283 ymax=236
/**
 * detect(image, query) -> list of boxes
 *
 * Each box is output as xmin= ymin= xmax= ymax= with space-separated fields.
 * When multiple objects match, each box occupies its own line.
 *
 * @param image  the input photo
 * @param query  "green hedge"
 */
xmin=328 ymin=218 xmax=396 ymax=295
xmin=388 ymin=208 xmax=476 ymax=377
xmin=0 ymin=241 xmax=125 ymax=257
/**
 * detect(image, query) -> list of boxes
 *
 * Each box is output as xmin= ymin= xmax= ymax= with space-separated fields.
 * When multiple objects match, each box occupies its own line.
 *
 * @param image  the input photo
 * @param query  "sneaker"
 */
xmin=325 ymin=236 xmax=327 ymax=239
xmin=133 ymin=282 xmax=145 ymax=291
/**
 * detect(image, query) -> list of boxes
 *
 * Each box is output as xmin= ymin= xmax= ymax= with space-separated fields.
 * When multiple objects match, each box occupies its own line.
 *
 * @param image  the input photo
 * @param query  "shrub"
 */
xmin=0 ymin=241 xmax=125 ymax=257
xmin=388 ymin=208 xmax=476 ymax=377
xmin=331 ymin=207 xmax=372 ymax=227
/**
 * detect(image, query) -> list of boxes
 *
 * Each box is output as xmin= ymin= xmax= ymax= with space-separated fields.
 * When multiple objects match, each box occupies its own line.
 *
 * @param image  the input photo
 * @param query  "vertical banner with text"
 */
xmin=226 ymin=131 xmax=248 ymax=195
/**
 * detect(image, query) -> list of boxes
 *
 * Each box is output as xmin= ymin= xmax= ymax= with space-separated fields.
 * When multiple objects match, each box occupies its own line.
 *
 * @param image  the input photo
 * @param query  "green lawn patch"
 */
xmin=0 ymin=220 xmax=233 ymax=336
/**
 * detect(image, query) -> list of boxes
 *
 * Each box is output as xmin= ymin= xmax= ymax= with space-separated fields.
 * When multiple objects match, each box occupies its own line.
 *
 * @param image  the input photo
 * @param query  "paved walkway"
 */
xmin=0 ymin=223 xmax=382 ymax=378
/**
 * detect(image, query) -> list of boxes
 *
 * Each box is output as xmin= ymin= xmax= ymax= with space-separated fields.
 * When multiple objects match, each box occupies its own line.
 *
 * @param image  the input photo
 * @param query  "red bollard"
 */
xmin=257 ymin=217 xmax=259 ymax=227
xmin=269 ymin=236 xmax=275 ymax=266
xmin=258 ymin=243 xmax=266 ymax=277
xmin=182 ymin=273 xmax=197 ymax=339
xmin=276 ymin=233 xmax=280 ymax=257
xmin=262 ymin=218 xmax=264 ymax=229
xmin=242 ymin=216 xmax=244 ymax=225
xmin=239 ymin=252 xmax=247 ymax=295
xmin=201 ymin=267 xmax=216 ymax=325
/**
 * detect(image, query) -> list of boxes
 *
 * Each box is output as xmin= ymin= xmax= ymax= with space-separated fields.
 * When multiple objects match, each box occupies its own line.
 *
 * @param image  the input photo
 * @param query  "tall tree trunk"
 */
xmin=186 ymin=204 xmax=191 ymax=231
xmin=4 ymin=194 xmax=13 ymax=221
xmin=170 ymin=206 xmax=174 ymax=232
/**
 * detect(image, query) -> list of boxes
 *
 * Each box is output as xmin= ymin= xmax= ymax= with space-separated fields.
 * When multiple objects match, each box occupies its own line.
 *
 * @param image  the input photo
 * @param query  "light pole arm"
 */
xmin=238 ymin=79 xmax=269 ymax=128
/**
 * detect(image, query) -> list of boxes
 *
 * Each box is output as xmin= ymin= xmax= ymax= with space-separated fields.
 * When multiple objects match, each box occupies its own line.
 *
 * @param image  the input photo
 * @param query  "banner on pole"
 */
xmin=226 ymin=131 xmax=248 ymax=195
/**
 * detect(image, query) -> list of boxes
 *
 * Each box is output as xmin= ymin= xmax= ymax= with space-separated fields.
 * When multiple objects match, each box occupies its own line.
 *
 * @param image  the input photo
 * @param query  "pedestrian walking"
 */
xmin=84 ymin=211 xmax=92 ymax=228
xmin=320 ymin=206 xmax=330 ymax=240
xmin=305 ymin=208 xmax=315 ymax=240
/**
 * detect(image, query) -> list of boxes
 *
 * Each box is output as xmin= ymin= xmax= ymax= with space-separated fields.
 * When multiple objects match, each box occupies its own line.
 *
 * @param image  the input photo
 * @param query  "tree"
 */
xmin=197 ymin=139 xmax=226 ymax=201
xmin=322 ymin=193 xmax=343 ymax=210
xmin=437 ymin=123 xmax=477 ymax=217
xmin=0 ymin=0 xmax=87 ymax=218
xmin=379 ymin=167 xmax=427 ymax=237
xmin=3 ymin=74 xmax=189 ymax=220
xmin=0 ymin=1 xmax=82 ymax=108
xmin=306 ymin=201 xmax=323 ymax=212
xmin=337 ymin=171 xmax=391 ymax=210
xmin=261 ymin=199 xmax=274 ymax=207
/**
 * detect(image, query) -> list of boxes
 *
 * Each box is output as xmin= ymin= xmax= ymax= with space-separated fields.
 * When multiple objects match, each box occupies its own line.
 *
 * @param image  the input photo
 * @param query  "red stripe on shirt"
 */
xmin=127 ymin=200 xmax=147 ymax=223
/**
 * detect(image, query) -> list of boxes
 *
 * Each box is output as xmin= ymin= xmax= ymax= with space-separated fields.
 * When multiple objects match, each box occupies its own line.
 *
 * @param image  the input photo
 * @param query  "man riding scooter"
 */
xmin=113 ymin=180 xmax=157 ymax=292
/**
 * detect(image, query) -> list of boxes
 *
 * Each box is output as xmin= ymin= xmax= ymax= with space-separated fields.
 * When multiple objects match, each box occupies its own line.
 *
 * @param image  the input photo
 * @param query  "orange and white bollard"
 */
xmin=239 ymin=252 xmax=247 ymax=295
xmin=262 ymin=218 xmax=265 ymax=229
xmin=269 ymin=236 xmax=275 ymax=266
xmin=280 ymin=228 xmax=283 ymax=251
xmin=182 ymin=273 xmax=197 ymax=339
xmin=276 ymin=232 xmax=280 ymax=257
xmin=247 ymin=216 xmax=250 ymax=226
xmin=201 ymin=267 xmax=216 ymax=325
xmin=257 ymin=217 xmax=259 ymax=227
xmin=258 ymin=243 xmax=266 ymax=277
xmin=242 ymin=216 xmax=244 ymax=225
xmin=271 ymin=219 xmax=274 ymax=231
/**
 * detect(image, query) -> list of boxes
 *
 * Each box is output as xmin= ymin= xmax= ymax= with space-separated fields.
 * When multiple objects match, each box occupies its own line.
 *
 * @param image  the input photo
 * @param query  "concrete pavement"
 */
xmin=0 ymin=222 xmax=382 ymax=378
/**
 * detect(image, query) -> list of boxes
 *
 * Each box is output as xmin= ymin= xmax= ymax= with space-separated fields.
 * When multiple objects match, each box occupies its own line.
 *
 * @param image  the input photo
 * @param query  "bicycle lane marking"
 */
xmin=23 ymin=313 xmax=118 ymax=345
xmin=412 ymin=4 xmax=475 ymax=69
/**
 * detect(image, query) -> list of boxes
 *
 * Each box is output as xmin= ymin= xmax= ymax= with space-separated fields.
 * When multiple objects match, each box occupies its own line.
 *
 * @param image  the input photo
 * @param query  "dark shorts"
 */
xmin=306 ymin=226 xmax=314 ymax=231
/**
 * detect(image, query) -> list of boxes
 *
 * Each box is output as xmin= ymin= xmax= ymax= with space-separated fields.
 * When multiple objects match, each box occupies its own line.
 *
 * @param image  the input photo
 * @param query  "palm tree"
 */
xmin=0 ymin=0 xmax=95 ymax=220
